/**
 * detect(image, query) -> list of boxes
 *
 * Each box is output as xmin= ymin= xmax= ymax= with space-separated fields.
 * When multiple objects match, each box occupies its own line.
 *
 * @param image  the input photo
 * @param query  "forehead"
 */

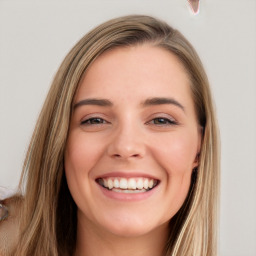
xmin=75 ymin=44 xmax=192 ymax=104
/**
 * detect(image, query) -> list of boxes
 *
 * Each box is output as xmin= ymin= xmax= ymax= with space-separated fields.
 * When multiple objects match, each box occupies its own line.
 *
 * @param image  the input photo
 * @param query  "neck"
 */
xmin=74 ymin=216 xmax=169 ymax=256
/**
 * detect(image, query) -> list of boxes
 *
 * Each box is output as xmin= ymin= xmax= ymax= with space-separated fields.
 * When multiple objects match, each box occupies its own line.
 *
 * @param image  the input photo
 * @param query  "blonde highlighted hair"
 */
xmin=13 ymin=15 xmax=219 ymax=256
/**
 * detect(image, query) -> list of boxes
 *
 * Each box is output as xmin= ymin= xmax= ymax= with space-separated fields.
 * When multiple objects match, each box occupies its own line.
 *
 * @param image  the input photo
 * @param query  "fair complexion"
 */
xmin=65 ymin=44 xmax=202 ymax=256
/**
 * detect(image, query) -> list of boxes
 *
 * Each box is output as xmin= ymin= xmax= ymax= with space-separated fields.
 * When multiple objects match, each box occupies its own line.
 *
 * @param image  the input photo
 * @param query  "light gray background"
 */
xmin=0 ymin=1 xmax=255 ymax=255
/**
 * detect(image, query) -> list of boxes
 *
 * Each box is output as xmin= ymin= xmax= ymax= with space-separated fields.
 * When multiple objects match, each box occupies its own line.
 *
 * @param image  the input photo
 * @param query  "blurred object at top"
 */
xmin=188 ymin=0 xmax=200 ymax=15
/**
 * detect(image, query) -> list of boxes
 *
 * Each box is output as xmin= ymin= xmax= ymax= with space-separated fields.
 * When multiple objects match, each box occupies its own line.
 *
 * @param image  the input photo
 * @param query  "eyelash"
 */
xmin=80 ymin=117 xmax=178 ymax=126
xmin=147 ymin=117 xmax=178 ymax=126
xmin=81 ymin=117 xmax=108 ymax=125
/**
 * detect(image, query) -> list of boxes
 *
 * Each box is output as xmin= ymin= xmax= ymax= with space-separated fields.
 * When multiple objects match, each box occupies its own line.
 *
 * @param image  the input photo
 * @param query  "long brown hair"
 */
xmin=13 ymin=15 xmax=219 ymax=256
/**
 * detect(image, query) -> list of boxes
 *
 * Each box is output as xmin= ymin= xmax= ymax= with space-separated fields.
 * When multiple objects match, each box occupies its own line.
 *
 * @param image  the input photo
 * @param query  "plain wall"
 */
xmin=0 ymin=0 xmax=255 ymax=255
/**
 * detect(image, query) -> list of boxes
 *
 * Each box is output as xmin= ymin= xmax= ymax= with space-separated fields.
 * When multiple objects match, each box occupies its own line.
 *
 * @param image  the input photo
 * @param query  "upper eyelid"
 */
xmin=80 ymin=113 xmax=109 ymax=121
xmin=146 ymin=112 xmax=177 ymax=121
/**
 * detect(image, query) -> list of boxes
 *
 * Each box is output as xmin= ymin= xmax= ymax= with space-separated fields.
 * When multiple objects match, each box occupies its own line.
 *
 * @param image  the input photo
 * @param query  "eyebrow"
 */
xmin=73 ymin=98 xmax=113 ymax=109
xmin=73 ymin=97 xmax=185 ymax=111
xmin=142 ymin=97 xmax=185 ymax=111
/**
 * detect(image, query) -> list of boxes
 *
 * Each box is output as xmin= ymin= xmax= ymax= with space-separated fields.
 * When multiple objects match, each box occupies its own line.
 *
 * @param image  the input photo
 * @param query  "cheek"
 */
xmin=150 ymin=133 xmax=197 ymax=216
xmin=153 ymin=132 xmax=198 ymax=175
xmin=64 ymin=132 xmax=105 ymax=210
xmin=65 ymin=132 xmax=104 ymax=177
xmin=155 ymin=131 xmax=198 ymax=211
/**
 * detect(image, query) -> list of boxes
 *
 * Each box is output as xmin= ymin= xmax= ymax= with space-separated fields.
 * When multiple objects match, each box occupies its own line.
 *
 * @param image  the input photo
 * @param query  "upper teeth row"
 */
xmin=99 ymin=177 xmax=156 ymax=190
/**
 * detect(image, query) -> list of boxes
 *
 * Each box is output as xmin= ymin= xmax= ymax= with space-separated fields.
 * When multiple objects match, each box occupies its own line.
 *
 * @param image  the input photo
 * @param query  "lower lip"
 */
xmin=97 ymin=183 xmax=158 ymax=201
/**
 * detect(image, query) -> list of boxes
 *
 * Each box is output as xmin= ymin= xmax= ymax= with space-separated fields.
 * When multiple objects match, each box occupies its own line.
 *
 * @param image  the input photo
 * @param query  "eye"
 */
xmin=81 ymin=117 xmax=108 ymax=125
xmin=147 ymin=117 xmax=178 ymax=126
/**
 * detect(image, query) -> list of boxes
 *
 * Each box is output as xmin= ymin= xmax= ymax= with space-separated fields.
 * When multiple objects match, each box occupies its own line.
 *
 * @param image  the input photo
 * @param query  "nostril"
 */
xmin=112 ymin=153 xmax=140 ymax=159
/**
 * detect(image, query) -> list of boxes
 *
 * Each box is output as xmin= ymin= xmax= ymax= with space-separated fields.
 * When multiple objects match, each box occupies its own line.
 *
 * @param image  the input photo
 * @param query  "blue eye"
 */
xmin=81 ymin=118 xmax=107 ymax=125
xmin=149 ymin=117 xmax=177 ymax=125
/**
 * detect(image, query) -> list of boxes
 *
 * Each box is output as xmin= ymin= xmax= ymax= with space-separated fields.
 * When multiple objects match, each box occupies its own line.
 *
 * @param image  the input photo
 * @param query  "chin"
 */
xmin=106 ymin=223 xmax=154 ymax=238
xmin=98 ymin=212 xmax=164 ymax=238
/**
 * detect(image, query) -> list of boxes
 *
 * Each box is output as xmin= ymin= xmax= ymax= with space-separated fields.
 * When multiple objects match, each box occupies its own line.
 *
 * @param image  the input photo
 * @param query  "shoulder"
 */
xmin=0 ymin=196 xmax=23 ymax=256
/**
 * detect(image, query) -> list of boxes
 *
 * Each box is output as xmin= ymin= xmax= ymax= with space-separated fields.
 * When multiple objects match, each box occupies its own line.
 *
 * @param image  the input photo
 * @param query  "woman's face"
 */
xmin=65 ymin=44 xmax=201 ymax=237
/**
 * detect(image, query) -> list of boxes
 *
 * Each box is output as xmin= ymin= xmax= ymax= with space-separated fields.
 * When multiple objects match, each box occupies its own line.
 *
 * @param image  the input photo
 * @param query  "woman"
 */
xmin=0 ymin=15 xmax=220 ymax=256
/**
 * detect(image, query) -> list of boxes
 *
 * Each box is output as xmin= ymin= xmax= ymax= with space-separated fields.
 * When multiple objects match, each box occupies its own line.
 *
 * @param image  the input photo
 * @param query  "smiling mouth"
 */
xmin=96 ymin=177 xmax=159 ymax=193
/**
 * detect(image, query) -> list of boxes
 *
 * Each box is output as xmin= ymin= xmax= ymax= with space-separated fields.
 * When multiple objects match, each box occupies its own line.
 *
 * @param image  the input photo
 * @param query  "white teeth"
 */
xmin=128 ymin=178 xmax=137 ymax=189
xmin=137 ymin=178 xmax=144 ymax=189
xmin=119 ymin=178 xmax=128 ymax=189
xmin=100 ymin=177 xmax=157 ymax=191
xmin=107 ymin=179 xmax=113 ymax=189
xmin=149 ymin=179 xmax=154 ymax=189
xmin=114 ymin=178 xmax=119 ymax=188
xmin=112 ymin=188 xmax=146 ymax=193
xmin=143 ymin=179 xmax=149 ymax=189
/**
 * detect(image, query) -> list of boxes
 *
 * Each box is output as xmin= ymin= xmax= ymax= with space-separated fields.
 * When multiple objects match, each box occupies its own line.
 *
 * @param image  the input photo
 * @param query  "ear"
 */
xmin=192 ymin=125 xmax=203 ymax=168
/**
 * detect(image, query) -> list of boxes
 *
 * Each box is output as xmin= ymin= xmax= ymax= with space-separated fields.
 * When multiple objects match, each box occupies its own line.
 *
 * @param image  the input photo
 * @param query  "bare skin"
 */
xmin=75 ymin=215 xmax=169 ymax=256
xmin=65 ymin=44 xmax=201 ymax=256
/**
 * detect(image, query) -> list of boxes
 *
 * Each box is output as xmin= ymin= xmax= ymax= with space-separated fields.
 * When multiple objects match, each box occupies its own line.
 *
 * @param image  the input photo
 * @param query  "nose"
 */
xmin=106 ymin=124 xmax=146 ymax=160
